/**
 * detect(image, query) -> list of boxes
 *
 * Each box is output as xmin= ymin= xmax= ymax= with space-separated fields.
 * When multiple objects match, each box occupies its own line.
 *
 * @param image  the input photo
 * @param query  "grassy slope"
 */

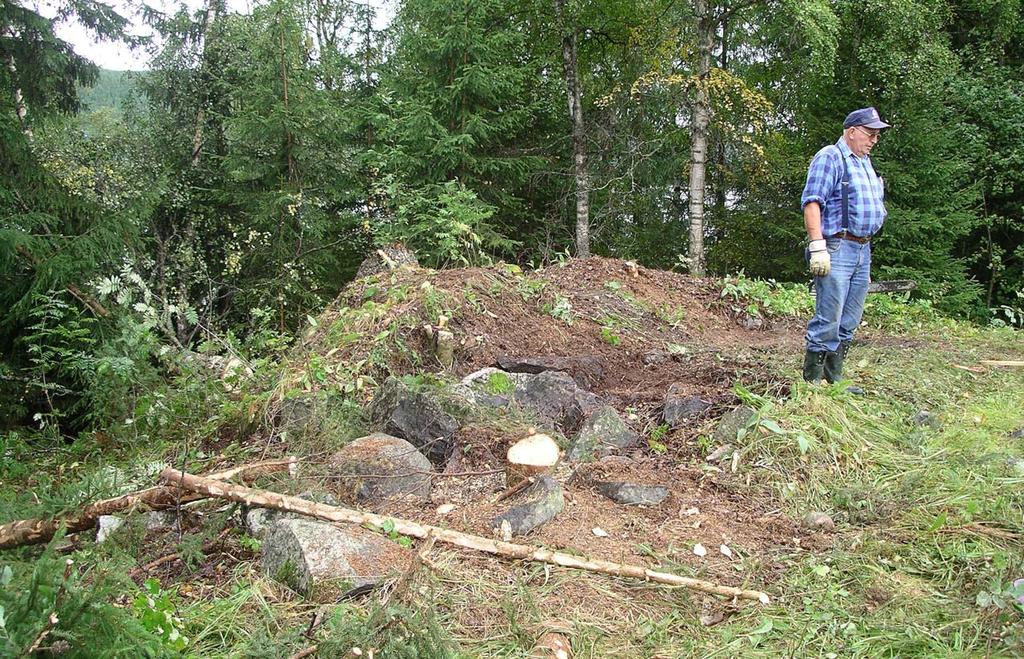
xmin=1 ymin=279 xmax=1022 ymax=657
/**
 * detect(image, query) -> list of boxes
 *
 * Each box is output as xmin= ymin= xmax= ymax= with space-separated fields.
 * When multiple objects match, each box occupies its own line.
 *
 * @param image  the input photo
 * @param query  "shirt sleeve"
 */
xmin=801 ymin=148 xmax=840 ymax=210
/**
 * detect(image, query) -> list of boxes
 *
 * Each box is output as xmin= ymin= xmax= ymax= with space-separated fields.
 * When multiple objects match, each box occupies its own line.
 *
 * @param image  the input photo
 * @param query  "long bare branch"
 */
xmin=160 ymin=467 xmax=771 ymax=603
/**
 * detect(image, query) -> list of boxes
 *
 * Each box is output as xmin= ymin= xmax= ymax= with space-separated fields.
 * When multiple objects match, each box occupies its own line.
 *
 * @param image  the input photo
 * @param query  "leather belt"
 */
xmin=831 ymin=231 xmax=871 ymax=244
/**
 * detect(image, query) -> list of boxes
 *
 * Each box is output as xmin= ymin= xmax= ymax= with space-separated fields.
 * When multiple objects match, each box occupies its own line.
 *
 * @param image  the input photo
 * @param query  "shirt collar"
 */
xmin=835 ymin=137 xmax=866 ymax=161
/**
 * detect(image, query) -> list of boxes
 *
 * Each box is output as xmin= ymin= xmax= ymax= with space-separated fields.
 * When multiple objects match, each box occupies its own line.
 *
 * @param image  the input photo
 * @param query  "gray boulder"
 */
xmin=595 ymin=482 xmax=669 ymax=506
xmin=496 ymin=355 xmax=605 ymax=389
xmin=327 ymin=433 xmax=433 ymax=504
xmin=262 ymin=518 xmax=411 ymax=598
xmin=713 ymin=406 xmax=757 ymax=444
xmin=567 ymin=406 xmax=638 ymax=462
xmin=459 ymin=368 xmax=601 ymax=433
xmin=513 ymin=371 xmax=601 ymax=432
xmin=368 ymin=377 xmax=460 ymax=465
xmin=493 ymin=476 xmax=564 ymax=536
xmin=246 ymin=491 xmax=340 ymax=539
xmin=1009 ymin=427 xmax=1023 ymax=439
xmin=662 ymin=384 xmax=711 ymax=428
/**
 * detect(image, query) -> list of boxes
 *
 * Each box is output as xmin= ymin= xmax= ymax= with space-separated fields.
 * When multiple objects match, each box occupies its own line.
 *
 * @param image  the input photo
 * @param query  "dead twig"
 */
xmin=0 ymin=457 xmax=296 ymax=550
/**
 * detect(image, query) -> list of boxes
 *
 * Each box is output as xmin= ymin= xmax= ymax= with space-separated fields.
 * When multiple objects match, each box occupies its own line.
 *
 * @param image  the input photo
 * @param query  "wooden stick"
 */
xmin=979 ymin=360 xmax=1024 ymax=367
xmin=287 ymin=646 xmax=317 ymax=659
xmin=160 ymin=468 xmax=771 ymax=603
xmin=0 ymin=457 xmax=296 ymax=551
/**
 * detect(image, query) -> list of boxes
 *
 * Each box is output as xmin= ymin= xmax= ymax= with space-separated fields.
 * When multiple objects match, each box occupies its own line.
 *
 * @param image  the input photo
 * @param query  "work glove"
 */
xmin=808 ymin=239 xmax=831 ymax=277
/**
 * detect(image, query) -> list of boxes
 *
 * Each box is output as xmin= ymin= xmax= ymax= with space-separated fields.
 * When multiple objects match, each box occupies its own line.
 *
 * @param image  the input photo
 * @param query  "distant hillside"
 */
xmin=78 ymin=69 xmax=139 ymax=112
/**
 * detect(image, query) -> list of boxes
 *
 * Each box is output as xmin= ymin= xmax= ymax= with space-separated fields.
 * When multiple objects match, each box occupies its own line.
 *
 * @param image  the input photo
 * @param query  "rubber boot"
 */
xmin=824 ymin=340 xmax=851 ymax=384
xmin=802 ymin=350 xmax=826 ymax=383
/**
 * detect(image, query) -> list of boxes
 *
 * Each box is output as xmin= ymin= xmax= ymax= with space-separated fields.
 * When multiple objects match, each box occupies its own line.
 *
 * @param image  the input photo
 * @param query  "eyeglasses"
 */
xmin=853 ymin=126 xmax=882 ymax=141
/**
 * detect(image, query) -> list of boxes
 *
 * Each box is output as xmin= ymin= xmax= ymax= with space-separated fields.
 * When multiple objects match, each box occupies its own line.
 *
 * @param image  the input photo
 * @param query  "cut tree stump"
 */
xmin=506 ymin=431 xmax=560 ymax=487
xmin=0 ymin=457 xmax=297 ymax=551
xmin=159 ymin=467 xmax=771 ymax=603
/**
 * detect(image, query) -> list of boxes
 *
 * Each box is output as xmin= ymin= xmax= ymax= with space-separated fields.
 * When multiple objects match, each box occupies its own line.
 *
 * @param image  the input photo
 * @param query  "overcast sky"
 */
xmin=45 ymin=0 xmax=393 ymax=71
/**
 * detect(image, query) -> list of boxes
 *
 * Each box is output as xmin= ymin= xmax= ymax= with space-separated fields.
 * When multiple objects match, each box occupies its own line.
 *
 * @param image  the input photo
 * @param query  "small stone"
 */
xmin=911 ymin=410 xmax=941 ymax=430
xmin=567 ymin=405 xmax=638 ymax=462
xmin=96 ymin=515 xmax=124 ymax=543
xmin=706 ymin=444 xmax=735 ymax=463
xmin=145 ymin=510 xmax=180 ymax=532
xmin=700 ymin=611 xmax=726 ymax=626
xmin=436 ymin=503 xmax=455 ymax=515
xmin=591 ymin=527 xmax=609 ymax=537
xmin=1009 ymin=427 xmax=1024 ymax=439
xmin=693 ymin=543 xmax=707 ymax=557
xmin=595 ymin=482 xmax=669 ymax=506
xmin=802 ymin=511 xmax=835 ymax=532
xmin=662 ymin=384 xmax=712 ymax=429
xmin=713 ymin=406 xmax=756 ymax=444
xmin=682 ymin=507 xmax=700 ymax=516
xmin=719 ymin=544 xmax=733 ymax=558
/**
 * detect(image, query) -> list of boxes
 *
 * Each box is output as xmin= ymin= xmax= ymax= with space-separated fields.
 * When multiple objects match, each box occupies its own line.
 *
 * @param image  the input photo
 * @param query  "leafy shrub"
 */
xmin=380 ymin=181 xmax=520 ymax=268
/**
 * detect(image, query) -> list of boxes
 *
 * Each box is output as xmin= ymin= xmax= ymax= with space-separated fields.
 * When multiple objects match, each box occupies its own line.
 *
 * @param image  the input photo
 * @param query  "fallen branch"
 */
xmin=979 ymin=360 xmax=1024 ymax=368
xmin=0 ymin=457 xmax=296 ymax=551
xmin=160 ymin=468 xmax=771 ymax=604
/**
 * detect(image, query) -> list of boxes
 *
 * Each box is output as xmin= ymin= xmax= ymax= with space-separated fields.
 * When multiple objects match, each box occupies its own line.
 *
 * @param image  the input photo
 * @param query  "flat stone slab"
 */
xmin=595 ymin=482 xmax=669 ymax=506
xmin=567 ymin=405 xmax=638 ymax=462
xmin=327 ymin=433 xmax=433 ymax=504
xmin=262 ymin=518 xmax=411 ymax=598
xmin=493 ymin=476 xmax=564 ymax=536
xmin=368 ymin=377 xmax=460 ymax=465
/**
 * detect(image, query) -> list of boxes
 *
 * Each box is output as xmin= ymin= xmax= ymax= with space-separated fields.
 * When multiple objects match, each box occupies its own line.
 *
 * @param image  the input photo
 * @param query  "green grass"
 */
xmin=1 ymin=284 xmax=1022 ymax=656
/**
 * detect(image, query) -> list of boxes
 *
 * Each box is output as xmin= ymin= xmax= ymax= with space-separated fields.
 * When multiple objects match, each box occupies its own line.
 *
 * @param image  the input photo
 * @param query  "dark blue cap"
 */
xmin=844 ymin=107 xmax=890 ymax=129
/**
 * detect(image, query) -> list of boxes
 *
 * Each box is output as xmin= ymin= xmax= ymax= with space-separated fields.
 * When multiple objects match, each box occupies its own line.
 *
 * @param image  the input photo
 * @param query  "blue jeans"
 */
xmin=806 ymin=237 xmax=871 ymax=353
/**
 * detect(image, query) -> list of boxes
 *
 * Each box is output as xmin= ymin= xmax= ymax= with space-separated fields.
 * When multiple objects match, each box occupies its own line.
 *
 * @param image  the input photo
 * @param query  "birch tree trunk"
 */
xmin=3 ymin=35 xmax=33 ymax=140
xmin=554 ymin=0 xmax=590 ymax=258
xmin=686 ymin=0 xmax=714 ymax=277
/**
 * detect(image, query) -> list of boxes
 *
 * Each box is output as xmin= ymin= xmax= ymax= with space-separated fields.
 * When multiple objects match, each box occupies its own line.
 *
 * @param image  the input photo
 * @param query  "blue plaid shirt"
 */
xmin=801 ymin=139 xmax=886 ymax=237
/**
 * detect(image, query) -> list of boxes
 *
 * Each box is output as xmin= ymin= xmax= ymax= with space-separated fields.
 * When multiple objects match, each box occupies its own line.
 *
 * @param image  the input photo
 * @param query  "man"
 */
xmin=801 ymin=107 xmax=889 ymax=384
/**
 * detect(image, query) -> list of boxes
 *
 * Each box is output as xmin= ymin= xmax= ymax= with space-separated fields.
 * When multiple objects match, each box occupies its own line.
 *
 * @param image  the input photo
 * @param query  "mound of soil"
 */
xmin=293 ymin=257 xmax=800 ymax=424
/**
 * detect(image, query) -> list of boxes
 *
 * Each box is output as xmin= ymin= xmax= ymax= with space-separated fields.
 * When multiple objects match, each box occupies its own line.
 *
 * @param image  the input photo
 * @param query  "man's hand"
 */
xmin=808 ymin=239 xmax=831 ymax=277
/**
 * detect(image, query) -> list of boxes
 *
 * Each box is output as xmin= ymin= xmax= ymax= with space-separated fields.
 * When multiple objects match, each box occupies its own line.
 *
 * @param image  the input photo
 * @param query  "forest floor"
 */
xmin=2 ymin=257 xmax=1024 ymax=657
